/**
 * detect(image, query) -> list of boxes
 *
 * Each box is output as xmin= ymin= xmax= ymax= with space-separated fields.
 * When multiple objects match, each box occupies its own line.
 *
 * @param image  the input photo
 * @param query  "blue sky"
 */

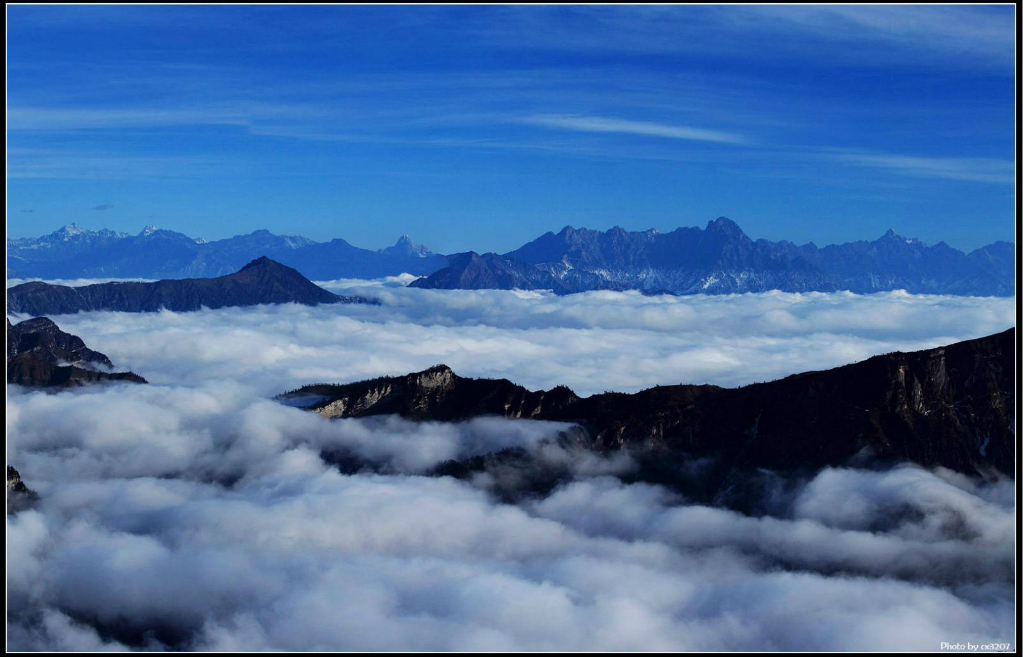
xmin=6 ymin=5 xmax=1016 ymax=253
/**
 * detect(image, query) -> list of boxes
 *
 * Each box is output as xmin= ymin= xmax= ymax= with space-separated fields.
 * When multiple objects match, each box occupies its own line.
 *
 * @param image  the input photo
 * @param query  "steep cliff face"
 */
xmin=281 ymin=329 xmax=1015 ymax=478
xmin=7 ymin=317 xmax=148 ymax=387
xmin=6 ymin=257 xmax=373 ymax=315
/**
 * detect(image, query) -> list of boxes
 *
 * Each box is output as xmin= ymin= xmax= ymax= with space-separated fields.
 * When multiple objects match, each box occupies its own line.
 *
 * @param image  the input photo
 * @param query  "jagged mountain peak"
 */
xmin=36 ymin=224 xmax=131 ymax=243
xmin=878 ymin=228 xmax=925 ymax=246
xmin=236 ymin=256 xmax=308 ymax=279
xmin=706 ymin=216 xmax=744 ymax=234
xmin=382 ymin=234 xmax=433 ymax=258
xmin=38 ymin=223 xmax=96 ymax=242
xmin=55 ymin=223 xmax=86 ymax=237
xmin=240 ymin=255 xmax=279 ymax=269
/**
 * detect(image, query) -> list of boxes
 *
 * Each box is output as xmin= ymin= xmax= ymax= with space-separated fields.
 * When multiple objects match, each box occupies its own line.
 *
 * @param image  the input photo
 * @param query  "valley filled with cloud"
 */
xmin=6 ymin=284 xmax=1016 ymax=650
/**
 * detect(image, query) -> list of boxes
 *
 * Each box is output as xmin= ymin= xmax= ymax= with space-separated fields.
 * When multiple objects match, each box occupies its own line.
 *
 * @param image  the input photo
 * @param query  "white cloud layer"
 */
xmin=6 ymin=285 xmax=1016 ymax=650
xmin=7 ymin=283 xmax=1014 ymax=397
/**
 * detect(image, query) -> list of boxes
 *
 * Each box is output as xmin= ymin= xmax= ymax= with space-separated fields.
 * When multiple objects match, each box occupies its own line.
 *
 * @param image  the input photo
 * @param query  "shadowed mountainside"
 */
xmin=7 ymin=316 xmax=147 ymax=386
xmin=281 ymin=329 xmax=1015 ymax=490
xmin=7 ymin=257 xmax=374 ymax=315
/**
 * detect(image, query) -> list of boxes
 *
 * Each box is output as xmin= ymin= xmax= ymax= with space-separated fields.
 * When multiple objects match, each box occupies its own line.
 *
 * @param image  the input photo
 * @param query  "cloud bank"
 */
xmin=9 ymin=284 xmax=1012 ymax=396
xmin=6 ymin=285 xmax=1016 ymax=650
xmin=7 ymin=381 xmax=1014 ymax=650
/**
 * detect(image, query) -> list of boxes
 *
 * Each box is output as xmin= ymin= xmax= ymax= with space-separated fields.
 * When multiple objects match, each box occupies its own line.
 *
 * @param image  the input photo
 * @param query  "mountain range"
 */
xmin=7 ymin=224 xmax=446 ymax=281
xmin=7 ymin=257 xmax=372 ymax=315
xmin=412 ymin=218 xmax=1014 ymax=296
xmin=7 ymin=218 xmax=1013 ymax=296
xmin=7 ymin=316 xmax=147 ymax=387
xmin=279 ymin=329 xmax=1014 ymax=502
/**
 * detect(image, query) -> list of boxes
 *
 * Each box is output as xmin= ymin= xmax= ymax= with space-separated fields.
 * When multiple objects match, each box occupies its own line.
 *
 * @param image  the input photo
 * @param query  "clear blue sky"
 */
xmin=7 ymin=5 xmax=1016 ymax=253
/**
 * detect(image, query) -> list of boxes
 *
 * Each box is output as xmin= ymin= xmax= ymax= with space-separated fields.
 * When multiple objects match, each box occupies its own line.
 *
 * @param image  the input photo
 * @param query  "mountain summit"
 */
xmin=382 ymin=234 xmax=433 ymax=259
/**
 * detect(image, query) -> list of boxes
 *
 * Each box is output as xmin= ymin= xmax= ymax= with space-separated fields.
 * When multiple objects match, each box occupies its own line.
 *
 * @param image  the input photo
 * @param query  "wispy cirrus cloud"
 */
xmin=7 ymin=148 xmax=243 ymax=181
xmin=828 ymin=150 xmax=1015 ymax=185
xmin=521 ymin=114 xmax=750 ymax=145
xmin=740 ymin=5 xmax=1015 ymax=68
xmin=485 ymin=6 xmax=1014 ymax=70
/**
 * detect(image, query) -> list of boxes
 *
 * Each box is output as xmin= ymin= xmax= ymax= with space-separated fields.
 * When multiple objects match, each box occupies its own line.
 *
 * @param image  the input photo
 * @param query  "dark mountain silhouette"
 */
xmin=281 ymin=329 xmax=1014 ymax=498
xmin=407 ymin=251 xmax=596 ymax=295
xmin=412 ymin=218 xmax=1013 ymax=296
xmin=7 ymin=224 xmax=447 ymax=280
xmin=7 ymin=257 xmax=373 ymax=315
xmin=7 ymin=317 xmax=147 ymax=386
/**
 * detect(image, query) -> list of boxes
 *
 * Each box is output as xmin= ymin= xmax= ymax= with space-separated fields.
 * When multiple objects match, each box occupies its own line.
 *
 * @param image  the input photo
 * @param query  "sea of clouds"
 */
xmin=6 ymin=282 xmax=1016 ymax=650
xmin=7 ymin=279 xmax=1015 ymax=396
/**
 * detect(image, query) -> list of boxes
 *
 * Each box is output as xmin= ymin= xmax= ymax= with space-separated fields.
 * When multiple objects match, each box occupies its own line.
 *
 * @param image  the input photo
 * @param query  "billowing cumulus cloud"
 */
xmin=6 ymin=285 xmax=1016 ymax=650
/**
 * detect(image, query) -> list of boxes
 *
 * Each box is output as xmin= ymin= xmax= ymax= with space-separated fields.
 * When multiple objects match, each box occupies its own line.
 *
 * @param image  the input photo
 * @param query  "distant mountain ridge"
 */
xmin=8 ymin=218 xmax=1014 ymax=296
xmin=7 ymin=257 xmax=373 ymax=315
xmin=8 ymin=224 xmax=447 ymax=280
xmin=412 ymin=217 xmax=1014 ymax=296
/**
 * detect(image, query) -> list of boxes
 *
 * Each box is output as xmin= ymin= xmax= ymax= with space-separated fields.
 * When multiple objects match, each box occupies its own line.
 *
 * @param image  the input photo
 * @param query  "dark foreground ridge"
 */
xmin=281 ymin=329 xmax=1015 ymax=485
xmin=6 ymin=256 xmax=374 ymax=315
xmin=7 ymin=317 xmax=148 ymax=386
